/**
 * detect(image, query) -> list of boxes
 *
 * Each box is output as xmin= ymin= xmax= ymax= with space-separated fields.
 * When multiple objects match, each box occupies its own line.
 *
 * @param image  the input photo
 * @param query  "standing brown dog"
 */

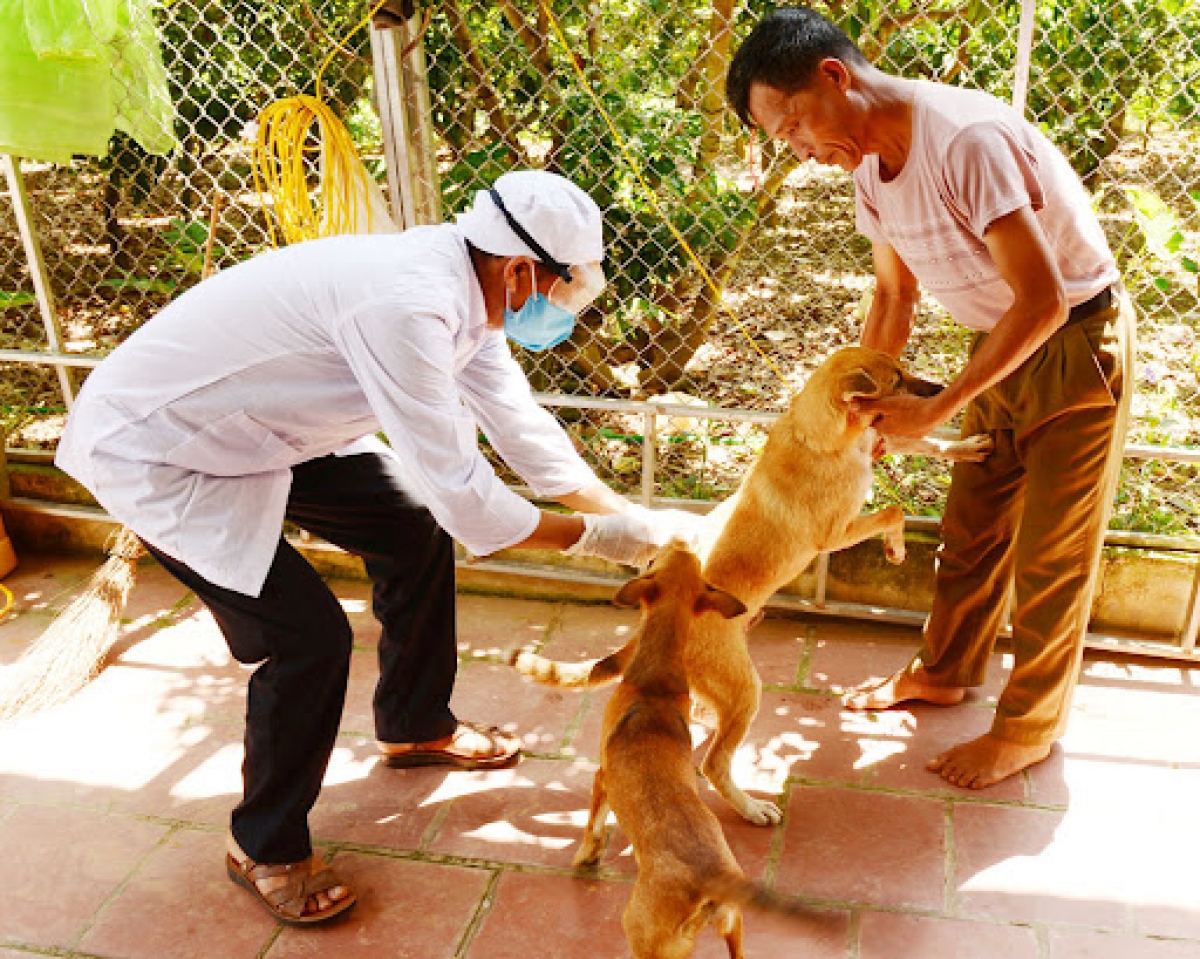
xmin=577 ymin=542 xmax=836 ymax=958
xmin=513 ymin=347 xmax=991 ymax=824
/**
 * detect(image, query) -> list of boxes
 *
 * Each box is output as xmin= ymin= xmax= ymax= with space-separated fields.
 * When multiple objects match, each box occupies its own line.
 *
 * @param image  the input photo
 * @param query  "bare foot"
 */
xmin=227 ymin=836 xmax=352 ymax=918
xmin=842 ymin=666 xmax=965 ymax=711
xmin=927 ymin=733 xmax=1052 ymax=789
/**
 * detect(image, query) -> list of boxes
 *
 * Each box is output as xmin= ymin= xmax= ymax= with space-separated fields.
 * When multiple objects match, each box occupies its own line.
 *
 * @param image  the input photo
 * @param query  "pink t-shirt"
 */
xmin=854 ymin=81 xmax=1119 ymax=331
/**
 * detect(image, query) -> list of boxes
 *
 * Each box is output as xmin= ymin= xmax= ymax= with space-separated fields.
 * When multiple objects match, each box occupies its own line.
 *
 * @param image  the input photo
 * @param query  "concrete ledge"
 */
xmin=2 ymin=461 xmax=1197 ymax=659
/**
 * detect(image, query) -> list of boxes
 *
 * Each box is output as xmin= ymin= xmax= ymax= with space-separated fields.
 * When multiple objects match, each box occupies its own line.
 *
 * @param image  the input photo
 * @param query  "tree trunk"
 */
xmin=444 ymin=0 xmax=523 ymax=159
xmin=942 ymin=19 xmax=971 ymax=83
xmin=756 ymin=146 xmax=797 ymax=227
xmin=693 ymin=0 xmax=736 ymax=179
xmin=496 ymin=0 xmax=571 ymax=168
xmin=102 ymin=174 xmax=133 ymax=272
xmin=1083 ymin=100 xmax=1128 ymax=191
xmin=675 ymin=57 xmax=700 ymax=110
xmin=637 ymin=155 xmax=800 ymax=394
xmin=585 ymin=2 xmax=600 ymax=60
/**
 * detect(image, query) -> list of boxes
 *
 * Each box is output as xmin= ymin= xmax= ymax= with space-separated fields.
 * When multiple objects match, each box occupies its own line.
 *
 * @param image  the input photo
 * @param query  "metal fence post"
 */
xmin=370 ymin=15 xmax=441 ymax=229
xmin=994 ymin=0 xmax=1038 ymax=635
xmin=3 ymin=155 xmax=76 ymax=409
xmin=397 ymin=13 xmax=442 ymax=225
xmin=640 ymin=409 xmax=657 ymax=507
xmin=370 ymin=26 xmax=418 ymax=229
xmin=1011 ymin=0 xmax=1037 ymax=114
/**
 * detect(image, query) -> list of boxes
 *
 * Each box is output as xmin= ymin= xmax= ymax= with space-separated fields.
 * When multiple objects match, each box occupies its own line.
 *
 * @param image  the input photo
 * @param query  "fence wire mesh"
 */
xmin=2 ymin=2 xmax=1199 ymax=545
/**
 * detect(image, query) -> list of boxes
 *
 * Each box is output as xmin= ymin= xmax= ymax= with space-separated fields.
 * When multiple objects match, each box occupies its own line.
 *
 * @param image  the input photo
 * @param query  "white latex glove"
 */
xmin=625 ymin=503 xmax=707 ymax=554
xmin=564 ymin=505 xmax=707 ymax=568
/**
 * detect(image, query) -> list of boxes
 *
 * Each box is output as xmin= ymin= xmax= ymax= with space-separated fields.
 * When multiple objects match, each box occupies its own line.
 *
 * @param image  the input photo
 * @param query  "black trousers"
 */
xmin=142 ymin=451 xmax=459 ymax=864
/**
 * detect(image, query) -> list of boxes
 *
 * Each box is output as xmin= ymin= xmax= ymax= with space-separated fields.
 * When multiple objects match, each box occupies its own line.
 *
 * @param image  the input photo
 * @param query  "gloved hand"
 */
xmin=564 ymin=505 xmax=708 ymax=567
xmin=625 ymin=503 xmax=708 ymax=554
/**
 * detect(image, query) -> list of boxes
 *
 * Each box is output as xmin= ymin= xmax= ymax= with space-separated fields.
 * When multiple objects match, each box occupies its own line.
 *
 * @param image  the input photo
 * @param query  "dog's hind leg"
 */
xmin=698 ymin=675 xmax=781 ymax=826
xmin=625 ymin=886 xmax=705 ymax=959
xmin=574 ymin=767 xmax=611 ymax=868
xmin=714 ymin=904 xmax=745 ymax=959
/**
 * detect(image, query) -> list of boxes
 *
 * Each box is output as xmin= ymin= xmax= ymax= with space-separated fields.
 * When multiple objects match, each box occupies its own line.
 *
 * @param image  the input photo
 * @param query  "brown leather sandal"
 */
xmin=379 ymin=721 xmax=521 ymax=770
xmin=225 ymin=853 xmax=356 ymax=925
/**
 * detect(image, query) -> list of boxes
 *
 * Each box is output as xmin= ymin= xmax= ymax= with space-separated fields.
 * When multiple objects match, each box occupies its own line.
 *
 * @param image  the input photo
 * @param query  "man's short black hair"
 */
xmin=726 ymin=7 xmax=868 ymax=128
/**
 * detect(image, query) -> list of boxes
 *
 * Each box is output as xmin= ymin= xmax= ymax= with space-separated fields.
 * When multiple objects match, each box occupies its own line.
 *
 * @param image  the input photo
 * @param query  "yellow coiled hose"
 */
xmin=253 ymin=93 xmax=372 ymax=245
xmin=252 ymin=1 xmax=386 ymax=245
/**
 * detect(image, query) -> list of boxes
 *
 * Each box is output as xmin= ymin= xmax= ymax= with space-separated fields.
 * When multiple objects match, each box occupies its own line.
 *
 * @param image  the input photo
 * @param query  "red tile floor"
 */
xmin=2 ymin=552 xmax=1199 ymax=958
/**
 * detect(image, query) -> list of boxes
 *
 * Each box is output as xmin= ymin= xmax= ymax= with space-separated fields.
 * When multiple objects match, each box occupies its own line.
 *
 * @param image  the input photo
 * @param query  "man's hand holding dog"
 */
xmin=855 ymin=391 xmax=957 ymax=439
xmin=565 ymin=505 xmax=707 ymax=568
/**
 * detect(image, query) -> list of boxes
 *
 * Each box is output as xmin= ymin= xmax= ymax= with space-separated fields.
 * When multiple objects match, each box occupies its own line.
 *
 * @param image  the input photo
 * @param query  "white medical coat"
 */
xmin=56 ymin=226 xmax=598 ymax=596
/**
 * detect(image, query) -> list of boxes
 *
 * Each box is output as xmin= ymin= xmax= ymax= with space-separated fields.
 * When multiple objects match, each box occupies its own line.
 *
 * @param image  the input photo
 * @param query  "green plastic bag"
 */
xmin=0 ymin=0 xmax=175 ymax=163
xmin=24 ymin=0 xmax=117 ymax=60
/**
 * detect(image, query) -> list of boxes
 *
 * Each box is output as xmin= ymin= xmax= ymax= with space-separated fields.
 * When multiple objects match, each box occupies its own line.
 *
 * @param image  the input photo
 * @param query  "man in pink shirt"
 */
xmin=726 ymin=7 xmax=1133 ymax=789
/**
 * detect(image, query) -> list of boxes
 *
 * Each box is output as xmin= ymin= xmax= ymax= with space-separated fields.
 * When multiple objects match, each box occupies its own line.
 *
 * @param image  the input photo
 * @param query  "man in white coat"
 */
xmin=56 ymin=170 xmax=693 ymax=925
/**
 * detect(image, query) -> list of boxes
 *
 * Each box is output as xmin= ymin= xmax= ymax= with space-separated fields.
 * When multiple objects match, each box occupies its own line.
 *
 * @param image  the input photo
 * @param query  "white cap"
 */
xmin=456 ymin=170 xmax=605 ymax=266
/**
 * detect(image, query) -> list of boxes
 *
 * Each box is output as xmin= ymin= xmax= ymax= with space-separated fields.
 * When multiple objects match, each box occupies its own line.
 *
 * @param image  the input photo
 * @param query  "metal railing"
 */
xmin=3 ymin=1 xmax=1199 ymax=660
xmin=526 ymin=391 xmax=1200 ymax=662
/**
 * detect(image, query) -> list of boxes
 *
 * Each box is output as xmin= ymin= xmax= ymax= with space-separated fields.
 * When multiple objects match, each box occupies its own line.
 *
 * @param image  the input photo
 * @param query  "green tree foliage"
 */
xmin=429 ymin=0 xmax=758 ymax=393
xmin=426 ymin=0 xmax=1199 ymax=392
xmin=104 ymin=0 xmax=1198 ymax=393
xmin=814 ymin=0 xmax=1200 ymax=184
xmin=160 ymin=0 xmax=371 ymax=143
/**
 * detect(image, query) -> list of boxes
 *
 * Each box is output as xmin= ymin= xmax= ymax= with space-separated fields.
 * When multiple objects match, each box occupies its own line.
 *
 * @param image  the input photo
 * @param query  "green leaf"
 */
xmin=1182 ymin=257 xmax=1199 ymax=274
xmin=1124 ymin=187 xmax=1185 ymax=263
xmin=596 ymin=427 xmax=643 ymax=443
xmin=1153 ymin=276 xmax=1172 ymax=293
xmin=0 ymin=290 xmax=36 ymax=308
xmin=99 ymin=277 xmax=178 ymax=295
xmin=184 ymin=222 xmax=209 ymax=246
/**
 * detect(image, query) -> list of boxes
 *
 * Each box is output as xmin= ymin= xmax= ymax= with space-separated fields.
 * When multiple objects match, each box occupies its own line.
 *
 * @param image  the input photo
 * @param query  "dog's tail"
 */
xmin=706 ymin=873 xmax=841 ymax=930
xmin=506 ymin=639 xmax=636 ymax=689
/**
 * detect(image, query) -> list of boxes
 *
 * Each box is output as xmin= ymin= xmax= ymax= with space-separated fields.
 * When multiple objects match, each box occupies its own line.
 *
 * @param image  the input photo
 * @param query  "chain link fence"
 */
xmin=1 ymin=0 xmax=382 ymax=440
xmin=2 ymin=1 xmax=1200 ymax=642
xmin=423 ymin=0 xmax=1200 ymax=539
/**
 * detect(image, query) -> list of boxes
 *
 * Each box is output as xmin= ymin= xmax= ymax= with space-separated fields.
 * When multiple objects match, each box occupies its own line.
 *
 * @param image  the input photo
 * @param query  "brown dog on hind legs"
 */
xmin=576 ymin=542 xmax=836 ymax=959
xmin=513 ymin=346 xmax=992 ymax=825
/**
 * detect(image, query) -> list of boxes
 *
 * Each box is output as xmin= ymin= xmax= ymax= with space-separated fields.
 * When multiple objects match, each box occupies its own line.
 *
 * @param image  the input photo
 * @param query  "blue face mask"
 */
xmin=503 ymin=289 xmax=576 ymax=351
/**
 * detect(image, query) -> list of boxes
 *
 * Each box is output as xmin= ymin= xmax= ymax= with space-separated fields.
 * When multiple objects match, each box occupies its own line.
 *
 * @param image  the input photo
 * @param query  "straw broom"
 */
xmin=0 ymin=527 xmax=144 ymax=718
xmin=0 ymin=193 xmax=223 ymax=720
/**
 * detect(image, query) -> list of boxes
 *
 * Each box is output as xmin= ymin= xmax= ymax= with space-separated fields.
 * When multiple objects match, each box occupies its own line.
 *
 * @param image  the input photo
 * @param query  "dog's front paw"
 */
xmin=572 ymin=846 xmax=603 ymax=869
xmin=948 ymin=433 xmax=993 ymax=463
xmin=884 ymin=535 xmax=906 ymax=565
xmin=740 ymin=797 xmax=783 ymax=826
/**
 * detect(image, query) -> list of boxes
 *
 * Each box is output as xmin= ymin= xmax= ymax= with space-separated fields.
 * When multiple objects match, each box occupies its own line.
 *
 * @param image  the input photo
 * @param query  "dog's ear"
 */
xmin=695 ymin=585 xmax=747 ymax=620
xmin=840 ymin=367 xmax=882 ymax=404
xmin=614 ymin=573 xmax=659 ymax=609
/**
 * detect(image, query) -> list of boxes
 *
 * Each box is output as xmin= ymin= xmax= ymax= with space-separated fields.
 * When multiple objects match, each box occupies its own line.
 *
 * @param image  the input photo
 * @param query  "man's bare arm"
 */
xmin=862 ymin=241 xmax=920 ymax=357
xmin=497 ymin=480 xmax=628 ymax=554
xmin=556 ymin=480 xmax=629 ymax=515
xmin=858 ymin=205 xmax=1068 ymax=437
xmin=935 ymin=205 xmax=1068 ymax=414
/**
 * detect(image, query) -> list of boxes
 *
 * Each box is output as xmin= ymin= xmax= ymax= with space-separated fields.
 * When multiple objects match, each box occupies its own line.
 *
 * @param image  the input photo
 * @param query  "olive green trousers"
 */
xmin=912 ymin=292 xmax=1135 ymax=746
